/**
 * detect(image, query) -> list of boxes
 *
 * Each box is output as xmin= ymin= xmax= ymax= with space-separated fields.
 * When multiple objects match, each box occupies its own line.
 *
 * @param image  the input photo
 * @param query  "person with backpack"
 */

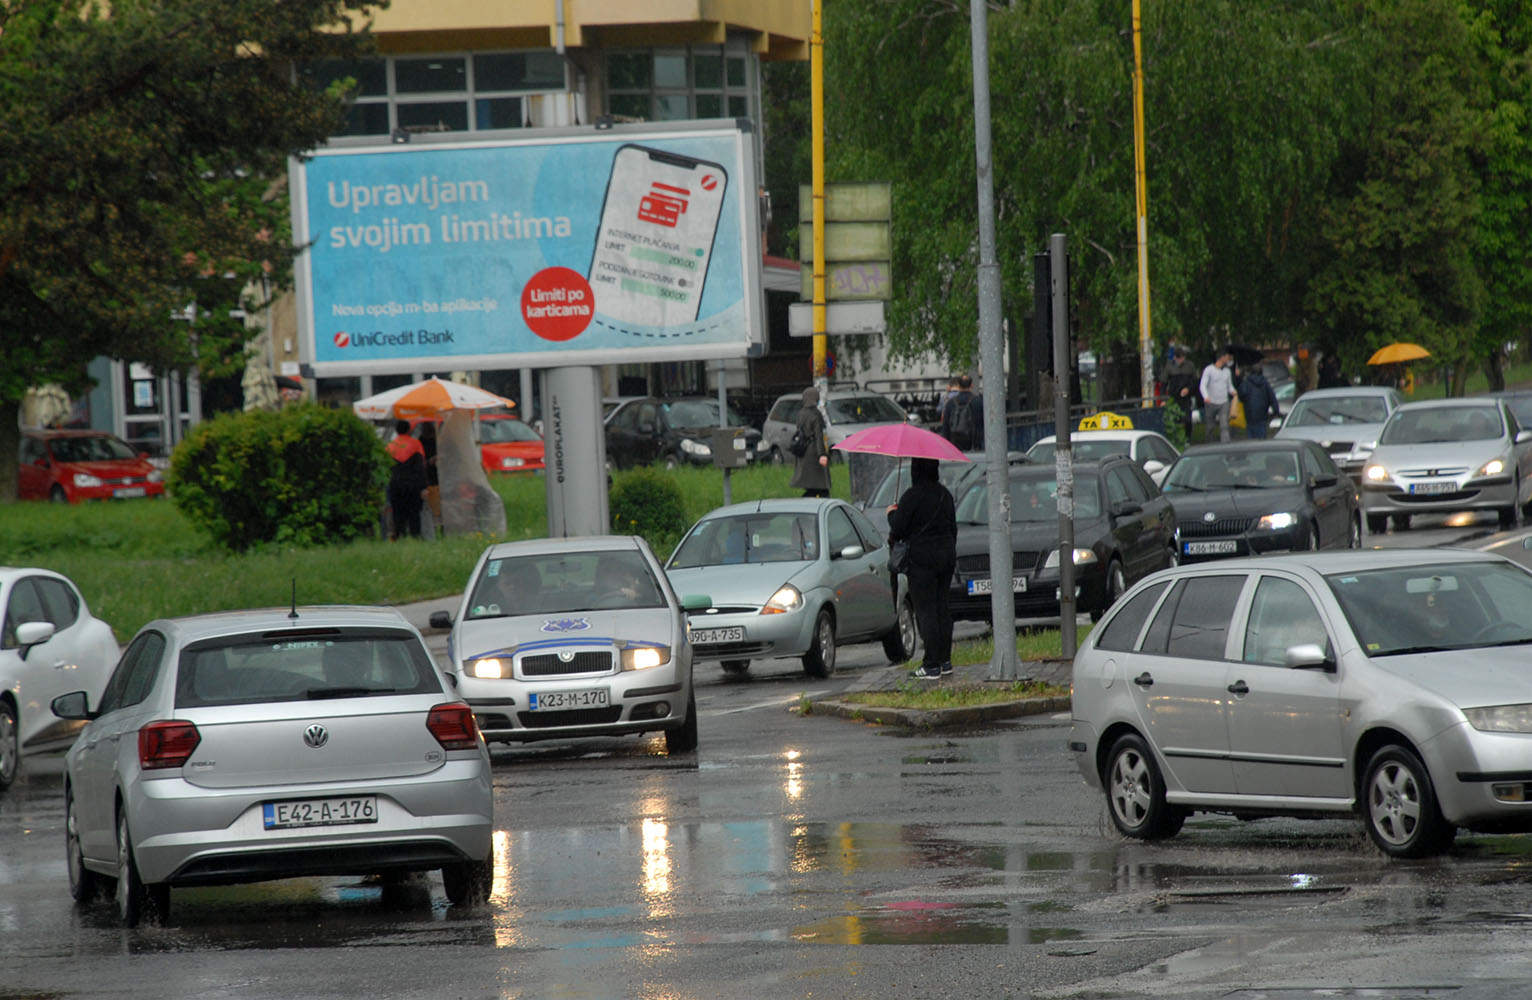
xmin=939 ymin=374 xmax=983 ymax=451
xmin=788 ymin=386 xmax=830 ymax=497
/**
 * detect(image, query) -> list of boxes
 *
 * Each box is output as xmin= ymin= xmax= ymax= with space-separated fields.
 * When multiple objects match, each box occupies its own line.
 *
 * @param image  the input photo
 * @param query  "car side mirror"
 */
xmin=15 ymin=620 xmax=55 ymax=660
xmin=1310 ymin=473 xmax=1338 ymax=488
xmin=428 ymin=610 xmax=452 ymax=630
xmin=1517 ymin=429 xmax=1532 ymax=444
xmin=1284 ymin=642 xmax=1334 ymax=671
xmin=835 ymin=545 xmax=865 ymax=560
xmin=51 ymin=690 xmax=93 ymax=721
xmin=1111 ymin=501 xmax=1142 ymax=518
xmin=680 ymin=593 xmax=712 ymax=612
xmin=1143 ymin=460 xmax=1165 ymax=476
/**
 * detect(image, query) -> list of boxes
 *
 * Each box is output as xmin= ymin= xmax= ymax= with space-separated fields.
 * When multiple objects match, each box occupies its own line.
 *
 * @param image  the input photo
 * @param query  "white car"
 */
xmin=1 ymin=567 xmax=118 ymax=788
xmin=1274 ymin=386 xmax=1404 ymax=482
xmin=1026 ymin=429 xmax=1180 ymax=485
xmin=760 ymin=389 xmax=911 ymax=464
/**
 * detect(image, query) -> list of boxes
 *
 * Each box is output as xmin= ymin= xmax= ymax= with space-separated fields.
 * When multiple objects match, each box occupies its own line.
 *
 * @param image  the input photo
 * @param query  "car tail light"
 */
xmin=139 ymin=721 xmax=201 ymax=770
xmin=427 ymin=703 xmax=481 ymax=751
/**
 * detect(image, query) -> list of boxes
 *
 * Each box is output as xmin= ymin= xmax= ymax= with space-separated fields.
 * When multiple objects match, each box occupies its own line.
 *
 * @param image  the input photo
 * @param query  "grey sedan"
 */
xmin=431 ymin=536 xmax=699 ymax=753
xmin=53 ymin=605 xmax=494 ymax=926
xmin=665 ymin=498 xmax=915 ymax=677
xmin=1274 ymin=385 xmax=1403 ymax=482
xmin=1361 ymin=397 xmax=1532 ymax=533
xmin=1070 ymin=549 xmax=1532 ymax=858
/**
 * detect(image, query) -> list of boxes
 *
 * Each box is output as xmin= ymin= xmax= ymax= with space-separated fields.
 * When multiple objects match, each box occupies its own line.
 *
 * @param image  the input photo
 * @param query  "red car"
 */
xmin=410 ymin=414 xmax=544 ymax=475
xmin=19 ymin=428 xmax=166 ymax=502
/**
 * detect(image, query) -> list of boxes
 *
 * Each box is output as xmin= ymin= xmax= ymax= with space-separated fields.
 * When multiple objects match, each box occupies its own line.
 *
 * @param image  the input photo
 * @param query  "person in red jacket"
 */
xmin=386 ymin=419 xmax=428 ymax=539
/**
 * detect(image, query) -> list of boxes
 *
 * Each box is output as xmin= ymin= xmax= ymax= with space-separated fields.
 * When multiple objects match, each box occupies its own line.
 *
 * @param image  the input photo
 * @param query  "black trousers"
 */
xmin=389 ymin=491 xmax=423 ymax=539
xmin=906 ymin=557 xmax=955 ymax=667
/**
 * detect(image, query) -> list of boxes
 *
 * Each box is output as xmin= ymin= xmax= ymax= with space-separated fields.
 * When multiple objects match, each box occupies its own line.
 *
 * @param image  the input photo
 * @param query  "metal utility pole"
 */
xmin=1051 ymin=233 xmax=1077 ymax=660
xmin=970 ymin=0 xmax=1019 ymax=679
xmin=1132 ymin=0 xmax=1153 ymax=401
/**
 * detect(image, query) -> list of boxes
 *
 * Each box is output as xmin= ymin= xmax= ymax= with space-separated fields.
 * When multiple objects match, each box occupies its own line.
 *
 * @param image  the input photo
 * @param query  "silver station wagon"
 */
xmin=53 ymin=605 xmax=494 ymax=926
xmin=1070 ymin=550 xmax=1532 ymax=857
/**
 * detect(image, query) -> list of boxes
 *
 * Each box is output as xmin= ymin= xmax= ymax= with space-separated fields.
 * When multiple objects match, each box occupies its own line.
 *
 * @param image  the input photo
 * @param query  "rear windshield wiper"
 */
xmin=306 ymin=686 xmax=390 ymax=700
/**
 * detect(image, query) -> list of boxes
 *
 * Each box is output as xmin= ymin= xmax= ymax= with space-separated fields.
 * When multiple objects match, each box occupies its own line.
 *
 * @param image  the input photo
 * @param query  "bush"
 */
xmin=609 ymin=467 xmax=688 ymax=556
xmin=168 ymin=403 xmax=388 ymax=552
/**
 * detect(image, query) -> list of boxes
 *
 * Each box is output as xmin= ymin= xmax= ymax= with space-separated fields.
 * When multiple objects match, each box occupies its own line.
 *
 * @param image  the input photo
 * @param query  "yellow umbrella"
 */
xmin=1367 ymin=343 xmax=1430 ymax=366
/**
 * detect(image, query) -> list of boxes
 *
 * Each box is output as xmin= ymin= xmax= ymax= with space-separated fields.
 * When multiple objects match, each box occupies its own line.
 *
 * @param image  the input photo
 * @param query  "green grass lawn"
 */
xmin=0 ymin=462 xmax=850 ymax=641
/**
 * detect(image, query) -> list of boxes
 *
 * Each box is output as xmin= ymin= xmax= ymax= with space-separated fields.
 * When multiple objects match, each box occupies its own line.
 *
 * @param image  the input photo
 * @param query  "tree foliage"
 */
xmin=0 ymin=0 xmax=383 ymax=499
xmin=812 ymin=0 xmax=1532 ymax=393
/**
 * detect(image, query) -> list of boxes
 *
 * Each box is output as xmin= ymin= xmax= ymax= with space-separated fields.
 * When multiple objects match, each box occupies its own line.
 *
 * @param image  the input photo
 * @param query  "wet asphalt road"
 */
xmin=6 ymin=512 xmax=1532 ymax=999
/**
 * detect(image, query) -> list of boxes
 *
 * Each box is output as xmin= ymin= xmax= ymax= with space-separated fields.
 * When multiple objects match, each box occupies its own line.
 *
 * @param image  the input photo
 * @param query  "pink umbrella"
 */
xmin=833 ymin=423 xmax=971 ymax=462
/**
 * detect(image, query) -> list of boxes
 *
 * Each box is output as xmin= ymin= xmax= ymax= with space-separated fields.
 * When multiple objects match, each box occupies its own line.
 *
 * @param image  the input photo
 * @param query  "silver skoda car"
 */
xmin=1070 ymin=550 xmax=1532 ymax=858
xmin=431 ymin=535 xmax=699 ymax=753
xmin=52 ymin=605 xmax=494 ymax=926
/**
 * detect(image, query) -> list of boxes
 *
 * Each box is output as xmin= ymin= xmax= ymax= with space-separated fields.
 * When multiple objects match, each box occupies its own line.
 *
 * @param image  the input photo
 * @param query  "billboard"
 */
xmin=290 ymin=121 xmax=763 ymax=375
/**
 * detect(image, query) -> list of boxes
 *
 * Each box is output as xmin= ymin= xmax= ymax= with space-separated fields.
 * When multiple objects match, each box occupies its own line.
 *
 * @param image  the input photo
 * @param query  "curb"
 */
xmin=807 ymin=694 xmax=1071 ymax=729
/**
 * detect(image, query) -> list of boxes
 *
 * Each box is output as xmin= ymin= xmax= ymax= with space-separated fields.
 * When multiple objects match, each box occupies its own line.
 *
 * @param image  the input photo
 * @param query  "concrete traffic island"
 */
xmin=805 ymin=658 xmax=1072 ymax=729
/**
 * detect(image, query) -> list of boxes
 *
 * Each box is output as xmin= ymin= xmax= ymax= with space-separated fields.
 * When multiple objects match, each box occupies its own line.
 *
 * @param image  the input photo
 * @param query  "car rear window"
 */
xmin=1095 ymin=581 xmax=1168 ymax=652
xmin=467 ymin=549 xmax=666 ymax=619
xmin=175 ymin=631 xmax=440 ymax=707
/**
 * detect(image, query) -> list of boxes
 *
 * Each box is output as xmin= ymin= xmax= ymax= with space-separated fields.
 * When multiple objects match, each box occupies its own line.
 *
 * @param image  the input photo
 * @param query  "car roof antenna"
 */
xmin=289 ymin=579 xmax=300 ymax=619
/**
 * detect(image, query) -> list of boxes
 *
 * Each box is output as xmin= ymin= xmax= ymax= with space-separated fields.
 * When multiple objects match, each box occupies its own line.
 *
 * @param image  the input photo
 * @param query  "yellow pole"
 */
xmin=811 ymin=0 xmax=827 ymax=384
xmin=1132 ymin=0 xmax=1153 ymax=401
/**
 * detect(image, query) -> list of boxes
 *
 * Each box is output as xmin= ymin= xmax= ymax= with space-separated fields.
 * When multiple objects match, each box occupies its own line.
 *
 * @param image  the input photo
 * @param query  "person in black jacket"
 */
xmin=938 ymin=374 xmax=983 ymax=451
xmin=1237 ymin=366 xmax=1280 ymax=438
xmin=886 ymin=457 xmax=958 ymax=679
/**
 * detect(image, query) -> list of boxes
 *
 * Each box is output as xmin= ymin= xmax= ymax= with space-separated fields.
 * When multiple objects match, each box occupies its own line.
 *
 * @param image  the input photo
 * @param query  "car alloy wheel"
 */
xmin=802 ymin=608 xmax=836 ymax=678
xmin=442 ymin=854 xmax=494 ymax=906
xmin=1363 ymin=744 xmax=1454 ymax=858
xmin=881 ymin=596 xmax=917 ymax=664
xmin=1104 ymin=733 xmax=1185 ymax=840
xmin=66 ymin=786 xmax=102 ymax=902
xmin=1348 ymin=516 xmax=1362 ymax=550
xmin=116 ymin=811 xmax=169 ymax=926
xmin=0 ymin=700 xmax=17 ymax=788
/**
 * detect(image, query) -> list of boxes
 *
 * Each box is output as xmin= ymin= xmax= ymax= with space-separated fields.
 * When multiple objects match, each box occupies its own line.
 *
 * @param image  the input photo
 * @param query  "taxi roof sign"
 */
xmin=1078 ymin=411 xmax=1134 ymax=431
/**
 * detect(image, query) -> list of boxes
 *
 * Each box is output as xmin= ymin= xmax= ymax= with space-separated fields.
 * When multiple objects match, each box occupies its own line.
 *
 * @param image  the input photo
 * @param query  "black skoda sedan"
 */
xmin=1159 ymin=439 xmax=1361 ymax=562
xmin=948 ymin=456 xmax=1179 ymax=622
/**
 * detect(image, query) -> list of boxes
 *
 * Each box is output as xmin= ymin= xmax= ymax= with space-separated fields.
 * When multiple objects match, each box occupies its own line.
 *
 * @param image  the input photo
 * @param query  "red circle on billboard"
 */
xmin=522 ymin=267 xmax=595 ymax=342
xmin=334 ymin=331 xmax=350 ymax=348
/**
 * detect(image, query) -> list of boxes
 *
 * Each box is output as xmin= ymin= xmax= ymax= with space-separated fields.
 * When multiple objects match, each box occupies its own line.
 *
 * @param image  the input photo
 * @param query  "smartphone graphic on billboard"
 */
xmin=587 ymin=144 xmax=728 ymax=330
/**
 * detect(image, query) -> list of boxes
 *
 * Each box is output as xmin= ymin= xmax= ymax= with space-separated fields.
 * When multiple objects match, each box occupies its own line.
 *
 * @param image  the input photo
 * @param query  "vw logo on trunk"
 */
xmin=303 ymin=724 xmax=330 ymax=749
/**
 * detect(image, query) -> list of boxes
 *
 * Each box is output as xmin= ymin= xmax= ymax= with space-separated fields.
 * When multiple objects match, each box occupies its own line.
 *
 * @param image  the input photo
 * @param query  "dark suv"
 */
xmin=947 ymin=455 xmax=1179 ymax=622
xmin=604 ymin=397 xmax=765 ymax=470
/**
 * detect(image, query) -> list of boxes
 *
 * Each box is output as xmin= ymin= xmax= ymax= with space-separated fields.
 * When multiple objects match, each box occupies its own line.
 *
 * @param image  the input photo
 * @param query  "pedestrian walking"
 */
xmin=886 ymin=457 xmax=957 ymax=679
xmin=1237 ymin=366 xmax=1280 ymax=438
xmin=1162 ymin=346 xmax=1199 ymax=440
xmin=1199 ymin=348 xmax=1235 ymax=443
xmin=386 ymin=419 xmax=428 ymax=539
xmin=789 ymin=386 xmax=831 ymax=498
xmin=938 ymin=374 xmax=984 ymax=452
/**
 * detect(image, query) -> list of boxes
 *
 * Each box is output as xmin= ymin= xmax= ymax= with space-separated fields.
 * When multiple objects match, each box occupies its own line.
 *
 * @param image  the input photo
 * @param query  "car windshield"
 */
xmin=669 ymin=512 xmax=820 ymax=568
xmin=868 ymin=461 xmax=977 ymax=508
xmin=1163 ymin=452 xmax=1300 ymax=491
xmin=175 ymin=632 xmax=439 ymax=707
xmin=1286 ymin=396 xmax=1389 ymax=426
xmin=663 ymin=399 xmax=749 ymax=428
xmin=476 ymin=418 xmax=540 ymax=443
xmin=48 ymin=435 xmax=138 ymax=462
xmin=1379 ymin=406 xmax=1503 ymax=445
xmin=1326 ymin=561 xmax=1532 ymax=655
xmin=1028 ymin=439 xmax=1132 ymax=463
xmin=827 ymin=396 xmax=904 ymax=423
xmin=466 ymin=550 xmax=665 ymax=619
xmin=956 ymin=475 xmax=1101 ymax=523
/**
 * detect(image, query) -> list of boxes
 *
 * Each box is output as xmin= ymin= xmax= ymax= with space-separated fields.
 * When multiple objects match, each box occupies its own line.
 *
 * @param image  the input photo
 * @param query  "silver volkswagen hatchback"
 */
xmin=53 ymin=605 xmax=494 ymax=926
xmin=1070 ymin=550 xmax=1532 ymax=858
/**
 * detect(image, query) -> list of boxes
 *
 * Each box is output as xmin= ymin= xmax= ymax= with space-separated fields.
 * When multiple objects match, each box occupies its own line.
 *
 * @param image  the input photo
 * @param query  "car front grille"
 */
xmin=956 ymin=552 xmax=1040 ymax=574
xmin=516 ymin=707 xmax=623 ymax=728
xmin=1179 ymin=517 xmax=1254 ymax=538
xmin=520 ymin=651 xmax=613 ymax=676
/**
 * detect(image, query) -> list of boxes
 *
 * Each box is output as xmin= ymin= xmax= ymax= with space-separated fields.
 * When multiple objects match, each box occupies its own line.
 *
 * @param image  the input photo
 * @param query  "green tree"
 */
xmin=0 ymin=0 xmax=382 ymax=500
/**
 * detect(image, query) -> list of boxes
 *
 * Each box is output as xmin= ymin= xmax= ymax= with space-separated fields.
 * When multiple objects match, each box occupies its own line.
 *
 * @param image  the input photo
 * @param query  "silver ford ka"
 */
xmin=431 ymin=536 xmax=699 ymax=753
xmin=1070 ymin=549 xmax=1532 ymax=858
xmin=52 ymin=605 xmax=494 ymax=926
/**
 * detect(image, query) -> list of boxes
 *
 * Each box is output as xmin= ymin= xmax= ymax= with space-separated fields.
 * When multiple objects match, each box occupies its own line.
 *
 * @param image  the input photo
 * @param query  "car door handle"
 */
xmin=1227 ymin=680 xmax=1249 ymax=695
xmin=1133 ymin=672 xmax=1154 ymax=688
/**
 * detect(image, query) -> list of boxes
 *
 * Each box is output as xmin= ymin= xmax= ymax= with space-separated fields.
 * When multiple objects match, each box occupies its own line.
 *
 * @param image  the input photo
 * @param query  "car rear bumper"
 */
xmin=124 ymin=757 xmax=493 ymax=886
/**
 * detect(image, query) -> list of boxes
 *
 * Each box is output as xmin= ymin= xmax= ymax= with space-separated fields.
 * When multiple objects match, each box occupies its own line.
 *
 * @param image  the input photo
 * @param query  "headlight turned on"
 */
xmin=466 ymin=657 xmax=508 ymax=679
xmin=762 ymin=584 xmax=803 ymax=614
xmin=621 ymin=646 xmax=668 ymax=671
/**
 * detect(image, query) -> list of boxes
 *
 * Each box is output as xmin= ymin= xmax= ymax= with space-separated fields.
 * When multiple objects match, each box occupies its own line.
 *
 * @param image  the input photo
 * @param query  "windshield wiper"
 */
xmin=1167 ymin=484 xmax=1207 ymax=492
xmin=306 ymin=686 xmax=387 ymax=700
xmin=1373 ymin=645 xmax=1450 ymax=656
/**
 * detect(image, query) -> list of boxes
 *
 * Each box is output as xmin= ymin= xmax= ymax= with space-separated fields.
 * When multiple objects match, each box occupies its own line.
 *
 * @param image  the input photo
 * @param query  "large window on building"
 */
xmin=302 ymin=52 xmax=570 ymax=138
xmin=605 ymin=41 xmax=756 ymax=123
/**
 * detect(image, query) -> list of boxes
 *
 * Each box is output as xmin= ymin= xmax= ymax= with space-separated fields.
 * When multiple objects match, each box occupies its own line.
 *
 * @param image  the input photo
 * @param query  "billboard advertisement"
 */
xmin=290 ymin=121 xmax=763 ymax=375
